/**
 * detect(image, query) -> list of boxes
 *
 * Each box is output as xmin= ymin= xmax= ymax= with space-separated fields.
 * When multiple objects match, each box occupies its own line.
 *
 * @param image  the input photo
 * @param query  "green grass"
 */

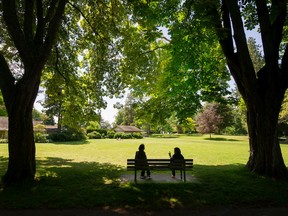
xmin=0 ymin=134 xmax=288 ymax=209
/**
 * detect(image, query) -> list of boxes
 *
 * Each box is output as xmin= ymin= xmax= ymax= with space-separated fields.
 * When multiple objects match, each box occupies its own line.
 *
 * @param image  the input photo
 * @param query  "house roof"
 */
xmin=114 ymin=125 xmax=142 ymax=133
xmin=0 ymin=116 xmax=47 ymax=131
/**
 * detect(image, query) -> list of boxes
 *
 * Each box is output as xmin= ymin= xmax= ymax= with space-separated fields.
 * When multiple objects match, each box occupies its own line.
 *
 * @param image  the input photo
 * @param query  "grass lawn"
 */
xmin=0 ymin=134 xmax=287 ymax=209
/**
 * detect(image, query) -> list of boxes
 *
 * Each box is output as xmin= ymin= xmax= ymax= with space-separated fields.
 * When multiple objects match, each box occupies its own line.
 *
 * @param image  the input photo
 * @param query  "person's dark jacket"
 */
xmin=135 ymin=150 xmax=148 ymax=167
xmin=170 ymin=152 xmax=184 ymax=168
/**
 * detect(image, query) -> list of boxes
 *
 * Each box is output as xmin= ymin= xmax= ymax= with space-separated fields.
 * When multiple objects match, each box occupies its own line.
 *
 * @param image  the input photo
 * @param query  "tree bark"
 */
xmin=0 ymin=0 xmax=67 ymax=186
xmin=3 ymin=89 xmax=37 ymax=185
xmin=212 ymin=0 xmax=288 ymax=179
xmin=245 ymin=93 xmax=288 ymax=179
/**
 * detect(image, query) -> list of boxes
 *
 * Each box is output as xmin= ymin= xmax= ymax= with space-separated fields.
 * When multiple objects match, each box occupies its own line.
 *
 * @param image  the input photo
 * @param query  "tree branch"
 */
xmin=44 ymin=0 xmax=58 ymax=24
xmin=219 ymin=0 xmax=234 ymax=57
xmin=139 ymin=44 xmax=168 ymax=55
xmin=41 ymin=0 xmax=68 ymax=65
xmin=24 ymin=0 xmax=35 ymax=46
xmin=255 ymin=0 xmax=275 ymax=64
xmin=270 ymin=0 xmax=287 ymax=58
xmin=35 ymin=0 xmax=45 ymax=46
xmin=209 ymin=1 xmax=240 ymax=76
xmin=2 ymin=0 xmax=31 ymax=64
xmin=0 ymin=53 xmax=15 ymax=106
xmin=54 ymin=46 xmax=70 ymax=84
xmin=225 ymin=0 xmax=256 ymax=88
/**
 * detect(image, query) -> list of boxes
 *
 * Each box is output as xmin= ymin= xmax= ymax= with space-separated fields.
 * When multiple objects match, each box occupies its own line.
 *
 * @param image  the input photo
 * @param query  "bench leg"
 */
xmin=184 ymin=169 xmax=186 ymax=182
xmin=134 ymin=169 xmax=137 ymax=183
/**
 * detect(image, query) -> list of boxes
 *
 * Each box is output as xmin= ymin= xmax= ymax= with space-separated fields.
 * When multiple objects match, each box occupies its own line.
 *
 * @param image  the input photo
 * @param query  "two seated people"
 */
xmin=135 ymin=144 xmax=184 ymax=179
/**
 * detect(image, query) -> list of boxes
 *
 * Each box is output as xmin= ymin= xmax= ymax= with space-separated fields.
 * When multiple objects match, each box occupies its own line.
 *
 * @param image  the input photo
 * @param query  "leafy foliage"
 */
xmin=247 ymin=37 xmax=265 ymax=73
xmin=34 ymin=132 xmax=49 ymax=143
xmin=41 ymin=0 xmax=159 ymax=129
xmin=87 ymin=131 xmax=102 ymax=139
xmin=113 ymin=132 xmax=143 ymax=139
xmin=48 ymin=127 xmax=87 ymax=142
xmin=127 ymin=0 xmax=231 ymax=131
xmin=86 ymin=121 xmax=101 ymax=133
xmin=107 ymin=130 xmax=116 ymax=139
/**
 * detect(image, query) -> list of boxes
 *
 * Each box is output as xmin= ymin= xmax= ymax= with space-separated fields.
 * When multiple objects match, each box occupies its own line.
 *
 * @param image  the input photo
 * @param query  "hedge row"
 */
xmin=33 ymin=128 xmax=143 ymax=142
xmin=87 ymin=131 xmax=143 ymax=139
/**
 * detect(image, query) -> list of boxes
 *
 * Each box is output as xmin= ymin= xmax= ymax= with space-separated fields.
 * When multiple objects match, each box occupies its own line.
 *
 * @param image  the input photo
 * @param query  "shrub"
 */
xmin=107 ymin=130 xmax=115 ymax=139
xmin=48 ymin=127 xmax=87 ymax=142
xmin=0 ymin=139 xmax=8 ymax=143
xmin=87 ymin=131 xmax=102 ymax=139
xmin=86 ymin=121 xmax=100 ymax=133
xmin=34 ymin=124 xmax=46 ymax=132
xmin=122 ymin=133 xmax=132 ymax=139
xmin=223 ymin=126 xmax=247 ymax=136
xmin=132 ymin=133 xmax=143 ymax=139
xmin=0 ymin=131 xmax=8 ymax=139
xmin=113 ymin=132 xmax=141 ymax=139
xmin=34 ymin=132 xmax=49 ymax=143
xmin=114 ymin=132 xmax=125 ymax=139
xmin=95 ymin=128 xmax=107 ymax=136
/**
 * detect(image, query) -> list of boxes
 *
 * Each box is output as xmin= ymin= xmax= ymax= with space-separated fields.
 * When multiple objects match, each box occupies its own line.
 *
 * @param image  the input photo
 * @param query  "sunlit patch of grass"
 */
xmin=0 ymin=135 xmax=287 ymax=209
xmin=162 ymin=197 xmax=182 ymax=208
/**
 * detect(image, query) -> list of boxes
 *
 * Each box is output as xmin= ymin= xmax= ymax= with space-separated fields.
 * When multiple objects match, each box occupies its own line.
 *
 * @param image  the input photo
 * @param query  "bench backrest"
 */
xmin=127 ymin=159 xmax=193 ymax=170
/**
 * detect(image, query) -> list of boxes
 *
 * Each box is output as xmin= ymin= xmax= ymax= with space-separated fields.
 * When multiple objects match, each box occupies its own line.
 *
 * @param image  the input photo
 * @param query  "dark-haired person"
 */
xmin=135 ymin=144 xmax=151 ymax=179
xmin=169 ymin=147 xmax=184 ymax=178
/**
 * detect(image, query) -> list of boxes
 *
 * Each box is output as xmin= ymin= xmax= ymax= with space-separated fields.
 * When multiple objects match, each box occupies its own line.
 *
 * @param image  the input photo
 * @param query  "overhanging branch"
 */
xmin=2 ymin=0 xmax=30 ymax=64
xmin=0 ymin=53 xmax=15 ymax=105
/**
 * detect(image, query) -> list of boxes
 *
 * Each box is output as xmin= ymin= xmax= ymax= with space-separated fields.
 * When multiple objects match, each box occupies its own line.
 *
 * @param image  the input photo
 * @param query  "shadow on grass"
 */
xmin=48 ymin=140 xmax=90 ymax=145
xmin=150 ymin=135 xmax=180 ymax=139
xmin=0 ymin=156 xmax=288 ymax=209
xmin=204 ymin=137 xmax=240 ymax=142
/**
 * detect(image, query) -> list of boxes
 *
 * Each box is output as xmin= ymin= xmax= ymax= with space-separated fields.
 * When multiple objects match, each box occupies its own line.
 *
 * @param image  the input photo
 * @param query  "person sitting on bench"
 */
xmin=169 ymin=147 xmax=184 ymax=178
xmin=135 ymin=144 xmax=151 ymax=179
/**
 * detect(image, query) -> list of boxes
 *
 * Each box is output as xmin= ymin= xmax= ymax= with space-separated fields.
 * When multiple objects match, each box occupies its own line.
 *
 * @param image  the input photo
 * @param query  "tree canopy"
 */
xmin=0 ymin=0 xmax=160 ymax=185
xmin=127 ymin=0 xmax=288 ymax=179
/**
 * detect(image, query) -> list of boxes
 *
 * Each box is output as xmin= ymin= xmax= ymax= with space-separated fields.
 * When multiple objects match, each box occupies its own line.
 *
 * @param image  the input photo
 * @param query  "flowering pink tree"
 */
xmin=196 ymin=103 xmax=223 ymax=139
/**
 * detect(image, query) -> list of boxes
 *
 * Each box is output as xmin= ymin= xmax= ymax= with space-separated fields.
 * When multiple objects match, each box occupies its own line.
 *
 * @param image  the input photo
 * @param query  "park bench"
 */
xmin=127 ymin=158 xmax=193 ymax=183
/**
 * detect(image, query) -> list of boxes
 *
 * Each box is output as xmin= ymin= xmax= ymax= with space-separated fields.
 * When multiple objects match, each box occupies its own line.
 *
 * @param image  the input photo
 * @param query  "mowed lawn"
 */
xmin=0 ymin=134 xmax=288 ymax=209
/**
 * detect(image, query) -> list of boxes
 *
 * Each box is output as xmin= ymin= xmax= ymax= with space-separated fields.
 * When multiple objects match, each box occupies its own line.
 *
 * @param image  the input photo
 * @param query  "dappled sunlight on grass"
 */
xmin=0 ymin=157 xmax=287 ymax=209
xmin=162 ymin=197 xmax=183 ymax=208
xmin=0 ymin=136 xmax=287 ymax=209
xmin=36 ymin=170 xmax=59 ymax=179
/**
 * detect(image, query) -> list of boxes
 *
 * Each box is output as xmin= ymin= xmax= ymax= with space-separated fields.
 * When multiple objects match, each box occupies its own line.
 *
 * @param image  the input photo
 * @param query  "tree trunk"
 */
xmin=3 ymin=108 xmax=36 ymax=185
xmin=212 ymin=0 xmax=288 ymax=180
xmin=245 ymin=91 xmax=288 ymax=179
xmin=2 ymin=78 xmax=40 ymax=186
xmin=0 ymin=0 xmax=67 ymax=186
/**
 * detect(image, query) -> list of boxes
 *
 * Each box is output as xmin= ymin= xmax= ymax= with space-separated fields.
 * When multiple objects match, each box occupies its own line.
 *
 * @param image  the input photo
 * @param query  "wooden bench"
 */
xmin=127 ymin=159 xmax=193 ymax=183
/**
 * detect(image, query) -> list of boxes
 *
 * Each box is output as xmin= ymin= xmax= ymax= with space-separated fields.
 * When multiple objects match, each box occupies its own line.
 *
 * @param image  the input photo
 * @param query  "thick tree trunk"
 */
xmin=0 ymin=0 xmax=67 ymax=186
xmin=2 ymin=80 xmax=39 ymax=186
xmin=245 ymin=95 xmax=288 ymax=179
xmin=210 ymin=0 xmax=288 ymax=179
xmin=3 ymin=109 xmax=36 ymax=185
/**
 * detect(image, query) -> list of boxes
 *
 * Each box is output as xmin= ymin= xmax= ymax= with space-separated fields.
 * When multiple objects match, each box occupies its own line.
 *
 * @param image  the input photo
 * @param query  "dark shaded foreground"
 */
xmin=0 ymin=207 xmax=288 ymax=216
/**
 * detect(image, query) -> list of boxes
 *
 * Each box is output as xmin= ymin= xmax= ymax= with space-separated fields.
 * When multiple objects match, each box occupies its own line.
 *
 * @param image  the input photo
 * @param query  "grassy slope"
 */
xmin=0 ymin=135 xmax=287 ymax=209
